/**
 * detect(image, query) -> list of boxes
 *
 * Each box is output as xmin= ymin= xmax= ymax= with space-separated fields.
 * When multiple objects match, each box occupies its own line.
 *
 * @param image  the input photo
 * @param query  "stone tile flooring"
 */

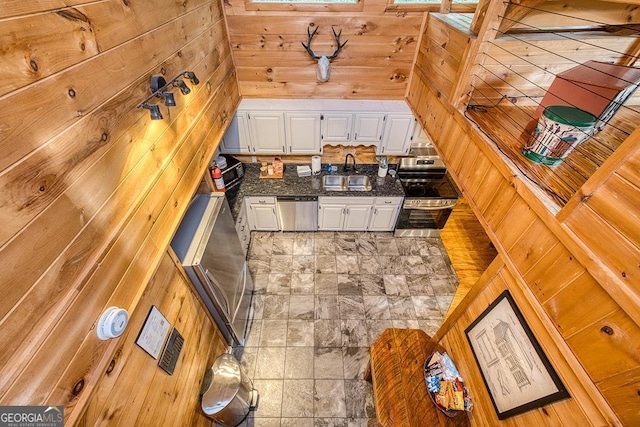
xmin=232 ymin=231 xmax=458 ymax=427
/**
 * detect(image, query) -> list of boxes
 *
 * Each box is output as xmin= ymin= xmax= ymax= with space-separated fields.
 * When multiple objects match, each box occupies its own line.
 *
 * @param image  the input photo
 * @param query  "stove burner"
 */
xmin=404 ymin=183 xmax=441 ymax=198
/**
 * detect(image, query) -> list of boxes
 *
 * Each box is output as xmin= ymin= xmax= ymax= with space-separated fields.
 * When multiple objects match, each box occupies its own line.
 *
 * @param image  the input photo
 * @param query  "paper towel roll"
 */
xmin=312 ymin=156 xmax=321 ymax=175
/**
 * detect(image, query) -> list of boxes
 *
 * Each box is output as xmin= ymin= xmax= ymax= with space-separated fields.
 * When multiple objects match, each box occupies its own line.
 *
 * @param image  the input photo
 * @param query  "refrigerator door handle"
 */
xmin=231 ymin=261 xmax=249 ymax=322
xmin=205 ymin=269 xmax=232 ymax=314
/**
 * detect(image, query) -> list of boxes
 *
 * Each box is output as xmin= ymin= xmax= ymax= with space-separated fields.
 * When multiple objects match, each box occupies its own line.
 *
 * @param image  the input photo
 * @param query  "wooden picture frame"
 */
xmin=465 ymin=290 xmax=569 ymax=420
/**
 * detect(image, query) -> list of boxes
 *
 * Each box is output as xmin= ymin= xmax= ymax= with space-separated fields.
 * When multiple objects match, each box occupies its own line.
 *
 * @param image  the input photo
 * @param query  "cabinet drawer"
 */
xmin=246 ymin=196 xmax=276 ymax=205
xmin=375 ymin=197 xmax=403 ymax=206
xmin=319 ymin=196 xmax=375 ymax=205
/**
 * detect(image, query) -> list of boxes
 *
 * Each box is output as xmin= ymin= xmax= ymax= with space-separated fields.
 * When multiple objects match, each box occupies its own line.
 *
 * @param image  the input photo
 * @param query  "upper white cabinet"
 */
xmin=286 ymin=113 xmax=322 ymax=154
xmin=322 ymin=114 xmax=353 ymax=143
xmin=321 ymin=113 xmax=385 ymax=145
xmin=353 ymin=114 xmax=385 ymax=143
xmin=411 ymin=120 xmax=433 ymax=145
xmin=219 ymin=99 xmax=418 ymax=155
xmin=378 ymin=115 xmax=414 ymax=155
xmin=220 ymin=113 xmax=251 ymax=154
xmin=247 ymin=112 xmax=286 ymax=154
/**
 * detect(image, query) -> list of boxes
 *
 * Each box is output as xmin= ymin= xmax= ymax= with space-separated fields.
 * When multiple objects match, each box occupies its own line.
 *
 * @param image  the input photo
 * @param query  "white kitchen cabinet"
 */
xmin=411 ymin=120 xmax=433 ymax=145
xmin=353 ymin=113 xmax=385 ymax=143
xmin=318 ymin=197 xmax=374 ymax=231
xmin=321 ymin=113 xmax=385 ymax=145
xmin=235 ymin=200 xmax=251 ymax=255
xmin=368 ymin=197 xmax=403 ymax=231
xmin=378 ymin=115 xmax=413 ymax=155
xmin=247 ymin=112 xmax=286 ymax=154
xmin=285 ymin=113 xmax=322 ymax=154
xmin=321 ymin=114 xmax=353 ymax=143
xmin=318 ymin=204 xmax=345 ymax=231
xmin=246 ymin=196 xmax=280 ymax=231
xmin=220 ymin=113 xmax=251 ymax=154
xmin=343 ymin=205 xmax=373 ymax=230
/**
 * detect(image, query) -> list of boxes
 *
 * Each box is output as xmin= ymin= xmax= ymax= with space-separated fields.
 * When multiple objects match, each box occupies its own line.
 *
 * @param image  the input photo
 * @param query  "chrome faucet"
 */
xmin=344 ymin=153 xmax=357 ymax=173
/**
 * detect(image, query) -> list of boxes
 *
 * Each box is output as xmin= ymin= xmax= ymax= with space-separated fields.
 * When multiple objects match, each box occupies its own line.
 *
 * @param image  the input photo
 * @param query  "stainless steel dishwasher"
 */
xmin=276 ymin=196 xmax=318 ymax=231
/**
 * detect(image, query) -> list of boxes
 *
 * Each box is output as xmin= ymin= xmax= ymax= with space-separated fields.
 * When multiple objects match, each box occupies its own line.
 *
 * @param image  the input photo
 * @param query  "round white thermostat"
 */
xmin=97 ymin=306 xmax=129 ymax=340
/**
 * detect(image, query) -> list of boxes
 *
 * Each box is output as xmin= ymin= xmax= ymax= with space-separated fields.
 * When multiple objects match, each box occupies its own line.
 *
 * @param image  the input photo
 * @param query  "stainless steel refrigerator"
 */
xmin=171 ymin=192 xmax=253 ymax=346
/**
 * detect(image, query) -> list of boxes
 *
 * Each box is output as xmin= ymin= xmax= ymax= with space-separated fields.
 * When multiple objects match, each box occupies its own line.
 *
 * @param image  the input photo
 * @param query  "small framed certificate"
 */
xmin=136 ymin=305 xmax=171 ymax=359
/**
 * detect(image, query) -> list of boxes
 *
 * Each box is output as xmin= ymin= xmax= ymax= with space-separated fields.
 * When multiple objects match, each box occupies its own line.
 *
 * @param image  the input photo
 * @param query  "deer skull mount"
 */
xmin=302 ymin=26 xmax=348 ymax=83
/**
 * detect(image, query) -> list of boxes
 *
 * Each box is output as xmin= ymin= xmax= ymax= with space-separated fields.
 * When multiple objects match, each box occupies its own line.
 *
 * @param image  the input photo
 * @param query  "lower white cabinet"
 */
xmin=318 ymin=198 xmax=373 ymax=231
xmin=246 ymin=196 xmax=280 ymax=231
xmin=235 ymin=200 xmax=251 ymax=255
xmin=368 ymin=197 xmax=403 ymax=231
xmin=343 ymin=205 xmax=373 ymax=230
xmin=318 ymin=204 xmax=345 ymax=230
xmin=318 ymin=197 xmax=401 ymax=231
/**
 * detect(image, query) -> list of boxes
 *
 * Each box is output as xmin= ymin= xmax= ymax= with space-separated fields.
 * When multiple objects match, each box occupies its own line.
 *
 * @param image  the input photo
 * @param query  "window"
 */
xmin=387 ymin=0 xmax=477 ymax=12
xmin=252 ymin=0 xmax=356 ymax=2
xmin=246 ymin=0 xmax=362 ymax=11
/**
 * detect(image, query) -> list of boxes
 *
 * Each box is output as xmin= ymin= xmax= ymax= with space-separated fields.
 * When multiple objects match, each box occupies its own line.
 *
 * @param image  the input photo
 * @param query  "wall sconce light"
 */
xmin=136 ymin=70 xmax=199 ymax=120
xmin=142 ymin=103 xmax=163 ymax=120
xmin=174 ymin=79 xmax=191 ymax=95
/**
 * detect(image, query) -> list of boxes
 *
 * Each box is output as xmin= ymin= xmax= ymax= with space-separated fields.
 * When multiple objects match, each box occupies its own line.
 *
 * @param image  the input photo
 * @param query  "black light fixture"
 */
xmin=185 ymin=71 xmax=199 ymax=85
xmin=161 ymin=91 xmax=176 ymax=107
xmin=136 ymin=71 xmax=199 ymax=120
xmin=142 ymin=104 xmax=163 ymax=120
xmin=174 ymin=79 xmax=191 ymax=95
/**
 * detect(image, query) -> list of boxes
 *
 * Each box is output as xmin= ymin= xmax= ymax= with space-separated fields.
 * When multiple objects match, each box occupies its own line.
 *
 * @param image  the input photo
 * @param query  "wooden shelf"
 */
xmin=465 ymin=104 xmax=638 ymax=207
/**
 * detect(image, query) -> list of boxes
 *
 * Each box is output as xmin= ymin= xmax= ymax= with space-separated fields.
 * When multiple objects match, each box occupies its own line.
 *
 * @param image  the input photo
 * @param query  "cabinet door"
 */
xmin=248 ymin=204 xmax=280 ymax=231
xmin=318 ymin=204 xmax=345 ymax=230
xmin=322 ymin=114 xmax=352 ymax=143
xmin=286 ymin=113 xmax=322 ymax=154
xmin=220 ymin=113 xmax=251 ymax=154
xmin=353 ymin=114 xmax=385 ymax=143
xmin=369 ymin=205 xmax=401 ymax=231
xmin=411 ymin=120 xmax=433 ymax=144
xmin=248 ymin=112 xmax=286 ymax=154
xmin=378 ymin=115 xmax=413 ymax=155
xmin=343 ymin=205 xmax=372 ymax=231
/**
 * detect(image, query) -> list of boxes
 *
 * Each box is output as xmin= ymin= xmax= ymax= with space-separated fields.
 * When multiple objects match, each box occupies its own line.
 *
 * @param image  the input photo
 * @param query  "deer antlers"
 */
xmin=301 ymin=26 xmax=348 ymax=60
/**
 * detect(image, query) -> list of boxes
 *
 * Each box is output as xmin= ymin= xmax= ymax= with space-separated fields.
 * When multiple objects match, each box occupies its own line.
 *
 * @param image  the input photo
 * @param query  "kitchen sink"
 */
xmin=347 ymin=175 xmax=372 ymax=191
xmin=322 ymin=175 xmax=371 ymax=191
xmin=322 ymin=175 xmax=347 ymax=191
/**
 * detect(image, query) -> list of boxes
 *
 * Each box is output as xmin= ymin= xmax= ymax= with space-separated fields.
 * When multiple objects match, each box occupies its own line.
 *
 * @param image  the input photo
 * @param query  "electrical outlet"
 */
xmin=251 ymin=156 xmax=257 ymax=163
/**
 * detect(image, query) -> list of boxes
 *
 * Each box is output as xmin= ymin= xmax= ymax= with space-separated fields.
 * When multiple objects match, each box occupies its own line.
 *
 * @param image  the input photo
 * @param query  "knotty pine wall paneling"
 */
xmin=0 ymin=0 xmax=238 ymax=423
xmin=224 ymin=0 xmax=424 ymax=99
xmin=77 ymin=251 xmax=227 ymax=426
xmin=408 ymin=28 xmax=640 ymax=422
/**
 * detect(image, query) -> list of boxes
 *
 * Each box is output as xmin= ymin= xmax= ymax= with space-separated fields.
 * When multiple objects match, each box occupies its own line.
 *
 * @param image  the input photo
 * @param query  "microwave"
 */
xmin=215 ymin=155 xmax=244 ymax=190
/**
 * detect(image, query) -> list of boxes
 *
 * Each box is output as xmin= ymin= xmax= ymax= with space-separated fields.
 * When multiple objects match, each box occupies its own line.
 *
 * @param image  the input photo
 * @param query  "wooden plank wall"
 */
xmin=77 ymin=251 xmax=228 ymax=427
xmin=224 ymin=0 xmax=424 ymax=98
xmin=0 ymin=0 xmax=238 ymax=423
xmin=416 ymin=13 xmax=472 ymax=101
xmin=408 ymin=18 xmax=640 ymax=423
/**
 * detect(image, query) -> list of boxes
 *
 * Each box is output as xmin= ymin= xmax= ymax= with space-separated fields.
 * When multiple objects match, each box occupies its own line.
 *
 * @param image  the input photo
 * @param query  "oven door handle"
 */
xmin=404 ymin=203 xmax=456 ymax=211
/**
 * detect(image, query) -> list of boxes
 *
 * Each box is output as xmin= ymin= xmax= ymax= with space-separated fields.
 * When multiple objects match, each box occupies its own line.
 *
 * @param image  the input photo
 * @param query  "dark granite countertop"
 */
xmin=226 ymin=163 xmax=405 ymax=220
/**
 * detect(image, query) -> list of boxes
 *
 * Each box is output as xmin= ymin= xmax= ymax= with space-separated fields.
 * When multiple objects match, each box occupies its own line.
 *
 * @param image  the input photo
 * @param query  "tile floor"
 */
xmin=231 ymin=231 xmax=459 ymax=427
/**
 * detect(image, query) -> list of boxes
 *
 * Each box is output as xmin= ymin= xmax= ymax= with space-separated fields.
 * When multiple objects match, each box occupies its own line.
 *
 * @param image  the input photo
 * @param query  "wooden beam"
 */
xmin=440 ymin=0 xmax=452 ymax=14
xmin=450 ymin=0 xmax=510 ymax=109
xmin=497 ymin=0 xmax=547 ymax=35
xmin=469 ymin=0 xmax=491 ymax=35
xmin=619 ymin=37 xmax=640 ymax=66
